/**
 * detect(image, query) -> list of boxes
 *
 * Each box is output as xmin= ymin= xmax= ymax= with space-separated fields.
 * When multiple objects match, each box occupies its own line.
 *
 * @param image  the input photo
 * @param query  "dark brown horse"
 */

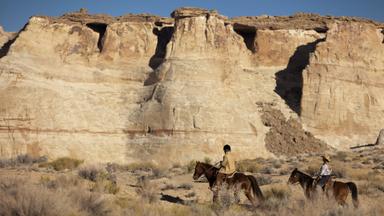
xmin=193 ymin=161 xmax=264 ymax=205
xmin=288 ymin=168 xmax=359 ymax=208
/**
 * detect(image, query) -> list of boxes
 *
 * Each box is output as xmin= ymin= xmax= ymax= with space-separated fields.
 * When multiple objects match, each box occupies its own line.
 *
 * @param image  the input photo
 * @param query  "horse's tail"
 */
xmin=347 ymin=182 xmax=359 ymax=208
xmin=248 ymin=175 xmax=264 ymax=201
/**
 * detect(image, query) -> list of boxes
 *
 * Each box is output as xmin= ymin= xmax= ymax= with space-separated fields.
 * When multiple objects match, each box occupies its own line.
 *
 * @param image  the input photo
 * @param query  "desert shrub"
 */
xmin=161 ymin=184 xmax=176 ymax=191
xmin=0 ymin=176 xmax=77 ymax=216
xmin=346 ymin=168 xmax=370 ymax=180
xmin=186 ymin=160 xmax=196 ymax=173
xmin=330 ymin=161 xmax=347 ymax=178
xmin=0 ymin=154 xmax=47 ymax=168
xmin=332 ymin=151 xmax=349 ymax=162
xmin=372 ymin=157 xmax=384 ymax=164
xmin=256 ymin=175 xmax=273 ymax=186
xmin=124 ymin=162 xmax=166 ymax=178
xmin=78 ymin=165 xmax=119 ymax=194
xmin=178 ymin=183 xmax=193 ymax=190
xmin=172 ymin=163 xmax=182 ymax=169
xmin=378 ymin=184 xmax=384 ymax=193
xmin=152 ymin=166 xmax=166 ymax=178
xmin=39 ymin=157 xmax=83 ymax=171
xmin=260 ymin=166 xmax=274 ymax=174
xmin=185 ymin=192 xmax=196 ymax=198
xmin=69 ymin=189 xmax=114 ymax=216
xmin=136 ymin=176 xmax=158 ymax=203
xmin=203 ymin=157 xmax=212 ymax=164
xmin=0 ymin=174 xmax=117 ymax=216
xmin=40 ymin=174 xmax=83 ymax=189
xmin=264 ymin=185 xmax=291 ymax=200
xmin=120 ymin=198 xmax=204 ymax=216
xmin=237 ymin=160 xmax=262 ymax=173
xmin=305 ymin=163 xmax=321 ymax=176
xmin=271 ymin=159 xmax=282 ymax=169
xmin=92 ymin=179 xmax=120 ymax=194
xmin=215 ymin=183 xmax=238 ymax=210
xmin=125 ymin=162 xmax=156 ymax=171
xmin=279 ymin=167 xmax=291 ymax=175
xmin=78 ymin=165 xmax=109 ymax=182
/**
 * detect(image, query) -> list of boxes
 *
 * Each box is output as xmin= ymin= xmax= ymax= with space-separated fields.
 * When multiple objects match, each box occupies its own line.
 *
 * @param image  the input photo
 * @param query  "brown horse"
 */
xmin=288 ymin=168 xmax=359 ymax=208
xmin=193 ymin=161 xmax=264 ymax=205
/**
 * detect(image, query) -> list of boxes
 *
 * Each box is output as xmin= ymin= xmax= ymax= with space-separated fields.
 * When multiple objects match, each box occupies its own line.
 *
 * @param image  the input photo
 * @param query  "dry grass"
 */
xmin=1 ymin=147 xmax=384 ymax=216
xmin=0 ymin=175 xmax=115 ymax=216
xmin=136 ymin=176 xmax=158 ymax=203
xmin=264 ymin=184 xmax=291 ymax=200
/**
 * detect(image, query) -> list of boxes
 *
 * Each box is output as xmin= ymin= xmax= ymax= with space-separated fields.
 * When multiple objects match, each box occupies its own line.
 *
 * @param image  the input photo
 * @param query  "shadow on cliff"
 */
xmin=274 ymin=38 xmax=325 ymax=115
xmin=145 ymin=26 xmax=174 ymax=86
xmin=233 ymin=23 xmax=256 ymax=53
xmin=0 ymin=24 xmax=28 ymax=59
xmin=86 ymin=22 xmax=107 ymax=52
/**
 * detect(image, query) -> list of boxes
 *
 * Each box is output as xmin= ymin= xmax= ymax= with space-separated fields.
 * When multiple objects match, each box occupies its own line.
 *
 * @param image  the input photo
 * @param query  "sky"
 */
xmin=0 ymin=0 xmax=383 ymax=32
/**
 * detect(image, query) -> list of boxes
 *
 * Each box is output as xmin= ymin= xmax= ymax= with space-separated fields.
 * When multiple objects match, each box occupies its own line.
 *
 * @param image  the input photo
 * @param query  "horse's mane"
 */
xmin=295 ymin=169 xmax=314 ymax=179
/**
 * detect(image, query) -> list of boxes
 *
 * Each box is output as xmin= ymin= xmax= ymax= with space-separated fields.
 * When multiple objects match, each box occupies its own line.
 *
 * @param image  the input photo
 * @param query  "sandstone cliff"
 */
xmin=0 ymin=8 xmax=383 ymax=165
xmin=301 ymin=21 xmax=384 ymax=147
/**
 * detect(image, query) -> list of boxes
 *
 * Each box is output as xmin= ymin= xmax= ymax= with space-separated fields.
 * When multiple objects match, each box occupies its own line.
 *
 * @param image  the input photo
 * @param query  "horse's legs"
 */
xmin=212 ymin=190 xmax=219 ymax=203
xmin=234 ymin=190 xmax=240 ymax=204
xmin=244 ymin=182 xmax=258 ymax=206
xmin=244 ymin=190 xmax=256 ymax=205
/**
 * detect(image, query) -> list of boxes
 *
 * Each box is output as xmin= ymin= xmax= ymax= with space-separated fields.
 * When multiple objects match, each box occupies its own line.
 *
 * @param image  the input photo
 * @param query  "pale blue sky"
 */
xmin=1 ymin=0 xmax=383 ymax=32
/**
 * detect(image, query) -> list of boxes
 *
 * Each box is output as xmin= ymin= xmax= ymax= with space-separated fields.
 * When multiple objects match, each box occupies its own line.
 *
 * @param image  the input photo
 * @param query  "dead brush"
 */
xmin=124 ymin=162 xmax=167 ymax=178
xmin=0 ymin=176 xmax=77 ymax=216
xmin=0 ymin=154 xmax=47 ymax=168
xmin=78 ymin=164 xmax=119 ymax=194
xmin=214 ymin=183 xmax=238 ymax=210
xmin=236 ymin=159 xmax=262 ymax=173
xmin=69 ymin=189 xmax=114 ymax=216
xmin=185 ymin=160 xmax=196 ymax=173
xmin=136 ymin=176 xmax=158 ymax=203
xmin=40 ymin=174 xmax=83 ymax=189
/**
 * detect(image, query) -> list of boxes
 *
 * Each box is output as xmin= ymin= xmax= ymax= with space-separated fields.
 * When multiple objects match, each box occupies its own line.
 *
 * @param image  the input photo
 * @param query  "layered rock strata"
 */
xmin=0 ymin=8 xmax=383 ymax=164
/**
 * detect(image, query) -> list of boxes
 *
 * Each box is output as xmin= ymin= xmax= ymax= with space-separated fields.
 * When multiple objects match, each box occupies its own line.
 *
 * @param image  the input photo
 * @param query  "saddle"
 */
xmin=226 ymin=171 xmax=237 ymax=179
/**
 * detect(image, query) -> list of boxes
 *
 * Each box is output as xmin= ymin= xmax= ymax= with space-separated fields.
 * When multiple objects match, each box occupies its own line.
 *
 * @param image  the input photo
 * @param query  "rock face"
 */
xmin=0 ymin=8 xmax=383 ymax=165
xmin=301 ymin=21 xmax=384 ymax=148
xmin=0 ymin=26 xmax=16 ymax=57
xmin=375 ymin=129 xmax=384 ymax=146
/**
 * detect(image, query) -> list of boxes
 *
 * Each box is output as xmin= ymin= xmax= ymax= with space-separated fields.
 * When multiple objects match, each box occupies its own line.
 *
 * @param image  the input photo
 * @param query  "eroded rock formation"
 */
xmin=301 ymin=21 xmax=384 ymax=147
xmin=0 ymin=8 xmax=383 ymax=165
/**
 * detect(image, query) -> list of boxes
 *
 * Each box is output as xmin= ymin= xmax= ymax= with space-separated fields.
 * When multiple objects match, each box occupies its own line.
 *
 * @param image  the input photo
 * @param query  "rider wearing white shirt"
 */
xmin=317 ymin=155 xmax=332 ymax=189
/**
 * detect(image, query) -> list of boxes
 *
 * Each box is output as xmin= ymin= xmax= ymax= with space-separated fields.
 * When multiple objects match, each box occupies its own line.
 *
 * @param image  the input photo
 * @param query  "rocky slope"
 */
xmin=0 ymin=8 xmax=383 ymax=165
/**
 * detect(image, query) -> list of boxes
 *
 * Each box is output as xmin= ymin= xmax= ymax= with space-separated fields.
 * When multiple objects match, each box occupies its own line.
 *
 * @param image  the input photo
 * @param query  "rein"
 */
xmin=195 ymin=162 xmax=219 ymax=182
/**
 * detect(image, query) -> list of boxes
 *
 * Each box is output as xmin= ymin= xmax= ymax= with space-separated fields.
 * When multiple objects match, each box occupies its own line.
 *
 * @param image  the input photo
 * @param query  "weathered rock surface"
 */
xmin=301 ymin=21 xmax=384 ymax=148
xmin=0 ymin=8 xmax=383 ymax=165
xmin=375 ymin=129 xmax=384 ymax=146
xmin=0 ymin=26 xmax=16 ymax=57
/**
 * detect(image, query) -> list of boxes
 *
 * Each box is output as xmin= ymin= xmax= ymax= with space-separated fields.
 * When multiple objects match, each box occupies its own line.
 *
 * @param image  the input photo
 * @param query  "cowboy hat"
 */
xmin=321 ymin=155 xmax=331 ymax=162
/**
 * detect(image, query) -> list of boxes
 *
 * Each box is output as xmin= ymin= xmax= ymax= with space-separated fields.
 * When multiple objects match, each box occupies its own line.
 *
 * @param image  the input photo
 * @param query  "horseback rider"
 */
xmin=314 ymin=155 xmax=332 ymax=190
xmin=212 ymin=144 xmax=236 ymax=190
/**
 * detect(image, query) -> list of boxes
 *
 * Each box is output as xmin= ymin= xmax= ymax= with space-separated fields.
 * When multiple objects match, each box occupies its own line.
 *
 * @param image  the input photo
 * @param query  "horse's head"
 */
xmin=288 ymin=168 xmax=300 ymax=184
xmin=193 ymin=161 xmax=205 ymax=180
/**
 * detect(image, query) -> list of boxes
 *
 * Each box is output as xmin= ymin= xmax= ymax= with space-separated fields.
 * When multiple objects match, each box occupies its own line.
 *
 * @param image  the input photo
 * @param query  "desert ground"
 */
xmin=1 ymin=145 xmax=383 ymax=216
